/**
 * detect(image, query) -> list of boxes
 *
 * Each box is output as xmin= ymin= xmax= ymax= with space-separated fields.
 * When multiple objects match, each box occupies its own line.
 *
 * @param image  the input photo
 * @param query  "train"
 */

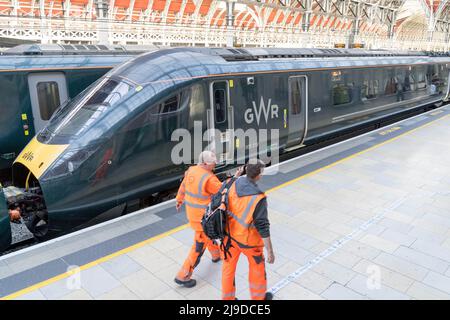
xmin=0 ymin=43 xmax=157 ymax=182
xmin=1 ymin=47 xmax=450 ymax=252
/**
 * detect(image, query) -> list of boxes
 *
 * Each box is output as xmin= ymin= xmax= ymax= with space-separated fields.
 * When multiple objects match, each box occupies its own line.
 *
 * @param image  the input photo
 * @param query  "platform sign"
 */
xmin=334 ymin=43 xmax=345 ymax=48
xmin=351 ymin=43 xmax=365 ymax=48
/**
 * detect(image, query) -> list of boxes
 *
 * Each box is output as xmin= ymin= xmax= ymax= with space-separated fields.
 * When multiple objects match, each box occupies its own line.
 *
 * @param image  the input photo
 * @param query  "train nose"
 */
xmin=14 ymin=137 xmax=69 ymax=182
xmin=6 ymin=137 xmax=69 ymax=241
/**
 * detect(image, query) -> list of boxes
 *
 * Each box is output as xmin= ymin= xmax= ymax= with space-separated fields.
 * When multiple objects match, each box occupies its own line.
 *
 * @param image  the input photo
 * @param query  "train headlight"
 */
xmin=40 ymin=143 xmax=102 ymax=181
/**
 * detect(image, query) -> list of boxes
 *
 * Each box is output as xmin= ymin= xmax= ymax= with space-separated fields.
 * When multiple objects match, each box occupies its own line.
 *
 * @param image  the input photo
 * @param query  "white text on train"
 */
xmin=244 ymin=97 xmax=279 ymax=125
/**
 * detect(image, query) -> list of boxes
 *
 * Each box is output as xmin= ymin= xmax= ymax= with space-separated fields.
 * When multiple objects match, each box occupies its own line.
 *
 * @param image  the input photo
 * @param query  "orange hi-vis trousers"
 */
xmin=176 ymin=231 xmax=221 ymax=281
xmin=222 ymin=239 xmax=267 ymax=300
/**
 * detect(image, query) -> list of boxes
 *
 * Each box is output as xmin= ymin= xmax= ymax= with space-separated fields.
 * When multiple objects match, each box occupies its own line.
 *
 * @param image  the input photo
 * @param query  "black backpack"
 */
xmin=201 ymin=177 xmax=236 ymax=259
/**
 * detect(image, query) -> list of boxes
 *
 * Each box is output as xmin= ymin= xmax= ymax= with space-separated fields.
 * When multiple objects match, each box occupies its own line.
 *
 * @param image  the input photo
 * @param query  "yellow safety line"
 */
xmin=2 ymin=112 xmax=449 ymax=300
xmin=1 ymin=223 xmax=188 ymax=300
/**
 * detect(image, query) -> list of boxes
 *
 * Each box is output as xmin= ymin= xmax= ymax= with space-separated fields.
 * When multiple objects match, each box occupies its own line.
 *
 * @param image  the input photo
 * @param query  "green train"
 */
xmin=0 ymin=44 xmax=155 ymax=183
xmin=2 ymin=47 xmax=450 ymax=253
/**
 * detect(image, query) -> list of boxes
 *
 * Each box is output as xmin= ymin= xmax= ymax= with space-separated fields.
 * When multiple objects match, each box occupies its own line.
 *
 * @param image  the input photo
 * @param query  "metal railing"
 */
xmin=0 ymin=16 xmax=448 ymax=51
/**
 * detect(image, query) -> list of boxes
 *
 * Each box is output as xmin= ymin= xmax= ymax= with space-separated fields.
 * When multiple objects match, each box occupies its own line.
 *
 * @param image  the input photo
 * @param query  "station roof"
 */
xmin=0 ymin=0 xmax=448 ymax=44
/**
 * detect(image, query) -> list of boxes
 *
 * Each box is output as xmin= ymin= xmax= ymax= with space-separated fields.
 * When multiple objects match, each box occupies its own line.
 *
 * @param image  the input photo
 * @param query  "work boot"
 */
xmin=264 ymin=292 xmax=273 ymax=300
xmin=174 ymin=278 xmax=197 ymax=288
xmin=212 ymin=257 xmax=221 ymax=263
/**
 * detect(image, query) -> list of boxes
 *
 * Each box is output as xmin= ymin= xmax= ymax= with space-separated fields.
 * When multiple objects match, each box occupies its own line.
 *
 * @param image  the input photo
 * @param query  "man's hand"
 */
xmin=266 ymin=249 xmax=275 ymax=264
xmin=234 ymin=166 xmax=245 ymax=178
xmin=263 ymin=237 xmax=275 ymax=264
xmin=9 ymin=209 xmax=21 ymax=222
xmin=176 ymin=201 xmax=183 ymax=212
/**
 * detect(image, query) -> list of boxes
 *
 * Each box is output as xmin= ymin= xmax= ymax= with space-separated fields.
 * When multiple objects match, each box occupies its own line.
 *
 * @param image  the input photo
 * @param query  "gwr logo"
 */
xmin=244 ymin=97 xmax=279 ymax=125
xmin=22 ymin=151 xmax=34 ymax=162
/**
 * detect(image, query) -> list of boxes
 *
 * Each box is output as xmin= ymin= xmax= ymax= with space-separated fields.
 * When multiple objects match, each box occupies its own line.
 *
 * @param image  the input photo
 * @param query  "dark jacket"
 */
xmin=234 ymin=176 xmax=270 ymax=238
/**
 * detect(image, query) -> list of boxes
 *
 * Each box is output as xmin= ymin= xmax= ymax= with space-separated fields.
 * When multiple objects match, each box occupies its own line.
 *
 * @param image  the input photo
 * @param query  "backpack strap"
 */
xmin=218 ymin=178 xmax=236 ymax=210
xmin=220 ymin=177 xmax=236 ymax=260
xmin=222 ymin=177 xmax=236 ymax=203
xmin=219 ymin=177 xmax=235 ymax=194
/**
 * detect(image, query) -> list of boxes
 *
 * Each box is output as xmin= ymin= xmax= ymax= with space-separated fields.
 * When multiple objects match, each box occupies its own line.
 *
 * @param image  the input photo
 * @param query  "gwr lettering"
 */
xmin=244 ymin=97 xmax=279 ymax=125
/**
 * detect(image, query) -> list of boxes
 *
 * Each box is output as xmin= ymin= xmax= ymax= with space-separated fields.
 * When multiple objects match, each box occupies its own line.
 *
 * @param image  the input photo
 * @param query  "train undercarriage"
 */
xmin=3 ymin=164 xmax=49 ymax=245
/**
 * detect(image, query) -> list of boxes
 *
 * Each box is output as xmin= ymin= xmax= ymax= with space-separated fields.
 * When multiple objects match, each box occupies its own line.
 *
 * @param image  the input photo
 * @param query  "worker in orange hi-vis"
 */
xmin=222 ymin=160 xmax=275 ymax=300
xmin=174 ymin=150 xmax=223 ymax=288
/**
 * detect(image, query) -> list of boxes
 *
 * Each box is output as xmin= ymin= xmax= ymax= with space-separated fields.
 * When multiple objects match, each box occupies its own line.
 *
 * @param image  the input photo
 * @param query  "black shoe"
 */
xmin=264 ymin=292 xmax=273 ymax=300
xmin=212 ymin=257 xmax=221 ymax=263
xmin=174 ymin=278 xmax=197 ymax=288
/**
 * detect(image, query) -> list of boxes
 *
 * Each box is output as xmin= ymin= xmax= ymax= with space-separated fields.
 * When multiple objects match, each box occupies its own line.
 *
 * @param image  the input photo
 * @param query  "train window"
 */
xmin=417 ymin=75 xmax=427 ymax=89
xmin=384 ymin=78 xmax=397 ymax=95
xmin=290 ymin=79 xmax=301 ymax=114
xmin=190 ymin=84 xmax=205 ymax=120
xmin=430 ymin=74 xmax=442 ymax=94
xmin=214 ymin=89 xmax=227 ymax=123
xmin=405 ymin=75 xmax=415 ymax=91
xmin=416 ymin=70 xmax=427 ymax=89
xmin=332 ymin=84 xmax=352 ymax=105
xmin=45 ymin=78 xmax=135 ymax=137
xmin=85 ymin=79 xmax=132 ymax=107
xmin=153 ymin=93 xmax=181 ymax=114
xmin=36 ymin=81 xmax=61 ymax=120
xmin=361 ymin=80 xmax=379 ymax=100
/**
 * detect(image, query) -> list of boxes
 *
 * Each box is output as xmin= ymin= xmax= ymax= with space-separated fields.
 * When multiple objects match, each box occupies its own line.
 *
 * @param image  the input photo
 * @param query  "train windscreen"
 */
xmin=46 ymin=77 xmax=135 ymax=137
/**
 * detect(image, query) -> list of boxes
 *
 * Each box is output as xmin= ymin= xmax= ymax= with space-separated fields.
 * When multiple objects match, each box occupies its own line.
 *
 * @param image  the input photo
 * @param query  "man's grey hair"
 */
xmin=198 ymin=150 xmax=217 ymax=165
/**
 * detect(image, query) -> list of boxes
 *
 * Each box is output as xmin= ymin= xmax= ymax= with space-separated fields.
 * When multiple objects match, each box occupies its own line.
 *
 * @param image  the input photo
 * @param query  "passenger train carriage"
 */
xmin=1 ymin=47 xmax=449 ymax=252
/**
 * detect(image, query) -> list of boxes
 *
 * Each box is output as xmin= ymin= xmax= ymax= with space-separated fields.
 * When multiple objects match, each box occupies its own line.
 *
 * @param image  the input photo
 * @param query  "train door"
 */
xmin=28 ymin=73 xmax=68 ymax=133
xmin=208 ymin=80 xmax=234 ymax=165
xmin=286 ymin=75 xmax=308 ymax=148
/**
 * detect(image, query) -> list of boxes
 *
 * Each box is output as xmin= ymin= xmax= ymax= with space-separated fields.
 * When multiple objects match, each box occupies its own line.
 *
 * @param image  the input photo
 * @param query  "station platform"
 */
xmin=1 ymin=106 xmax=450 ymax=300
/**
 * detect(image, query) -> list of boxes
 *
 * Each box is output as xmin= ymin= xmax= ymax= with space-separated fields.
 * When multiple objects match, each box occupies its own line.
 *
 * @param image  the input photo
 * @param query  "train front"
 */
xmin=11 ymin=71 xmax=149 ymax=235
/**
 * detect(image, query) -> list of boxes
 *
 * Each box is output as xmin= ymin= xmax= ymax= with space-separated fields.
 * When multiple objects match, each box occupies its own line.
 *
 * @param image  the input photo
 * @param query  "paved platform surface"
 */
xmin=1 ymin=106 xmax=450 ymax=300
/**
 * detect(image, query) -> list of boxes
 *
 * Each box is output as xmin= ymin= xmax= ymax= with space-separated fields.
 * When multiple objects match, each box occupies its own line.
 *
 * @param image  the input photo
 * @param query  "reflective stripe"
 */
xmin=251 ymin=292 xmax=266 ymax=297
xmin=249 ymin=283 xmax=266 ymax=290
xmin=227 ymin=195 xmax=259 ymax=229
xmin=198 ymin=173 xmax=210 ymax=196
xmin=185 ymin=190 xmax=209 ymax=200
xmin=185 ymin=200 xmax=208 ymax=210
xmin=242 ymin=195 xmax=258 ymax=222
xmin=227 ymin=210 xmax=250 ymax=228
xmin=222 ymin=292 xmax=236 ymax=298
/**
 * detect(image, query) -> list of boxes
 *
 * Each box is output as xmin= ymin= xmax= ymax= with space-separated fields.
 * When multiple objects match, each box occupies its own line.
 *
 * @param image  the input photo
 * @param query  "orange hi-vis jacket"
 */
xmin=226 ymin=183 xmax=266 ymax=247
xmin=177 ymin=165 xmax=218 ymax=231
